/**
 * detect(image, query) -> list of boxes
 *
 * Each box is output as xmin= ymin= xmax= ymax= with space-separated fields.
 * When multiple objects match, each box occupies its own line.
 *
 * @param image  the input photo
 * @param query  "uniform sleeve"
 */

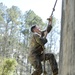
xmin=46 ymin=25 xmax=52 ymax=33
xmin=41 ymin=25 xmax=52 ymax=37
xmin=33 ymin=34 xmax=47 ymax=46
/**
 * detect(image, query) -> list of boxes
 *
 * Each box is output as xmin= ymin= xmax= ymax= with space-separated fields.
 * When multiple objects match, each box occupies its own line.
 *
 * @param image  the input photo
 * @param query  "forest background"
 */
xmin=0 ymin=0 xmax=62 ymax=75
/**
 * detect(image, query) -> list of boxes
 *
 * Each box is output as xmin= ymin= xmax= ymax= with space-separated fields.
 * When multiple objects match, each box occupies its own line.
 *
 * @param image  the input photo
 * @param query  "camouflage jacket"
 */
xmin=29 ymin=25 xmax=52 ymax=55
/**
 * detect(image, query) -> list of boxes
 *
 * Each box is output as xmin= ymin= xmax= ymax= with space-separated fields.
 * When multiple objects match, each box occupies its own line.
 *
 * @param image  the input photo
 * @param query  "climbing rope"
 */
xmin=43 ymin=0 xmax=58 ymax=75
xmin=47 ymin=0 xmax=58 ymax=20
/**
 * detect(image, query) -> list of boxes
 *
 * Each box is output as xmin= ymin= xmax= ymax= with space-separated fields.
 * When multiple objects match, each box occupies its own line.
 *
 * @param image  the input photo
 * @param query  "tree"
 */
xmin=24 ymin=10 xmax=46 ymax=27
xmin=0 ymin=58 xmax=17 ymax=75
xmin=0 ymin=4 xmax=22 ymax=57
xmin=6 ymin=6 xmax=21 ymax=24
xmin=0 ymin=3 xmax=7 ymax=22
xmin=59 ymin=0 xmax=75 ymax=75
xmin=0 ymin=9 xmax=4 ymax=22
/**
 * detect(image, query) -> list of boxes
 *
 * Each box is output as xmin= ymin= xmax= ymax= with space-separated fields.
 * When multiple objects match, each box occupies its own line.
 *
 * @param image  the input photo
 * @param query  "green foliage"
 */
xmin=0 ymin=10 xmax=4 ymax=21
xmin=0 ymin=3 xmax=8 ymax=23
xmin=7 ymin=6 xmax=21 ymax=24
xmin=24 ymin=10 xmax=46 ymax=27
xmin=21 ymin=28 xmax=29 ymax=35
xmin=0 ymin=58 xmax=18 ymax=75
xmin=52 ymin=16 xmax=57 ymax=26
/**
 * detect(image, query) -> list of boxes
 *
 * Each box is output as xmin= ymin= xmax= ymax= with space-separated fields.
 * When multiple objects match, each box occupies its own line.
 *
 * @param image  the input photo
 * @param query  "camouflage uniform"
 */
xmin=28 ymin=25 xmax=58 ymax=75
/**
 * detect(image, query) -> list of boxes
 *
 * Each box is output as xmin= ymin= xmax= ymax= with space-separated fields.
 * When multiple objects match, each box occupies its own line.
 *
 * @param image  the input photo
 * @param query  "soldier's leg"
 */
xmin=40 ymin=53 xmax=58 ymax=75
xmin=31 ymin=56 xmax=42 ymax=75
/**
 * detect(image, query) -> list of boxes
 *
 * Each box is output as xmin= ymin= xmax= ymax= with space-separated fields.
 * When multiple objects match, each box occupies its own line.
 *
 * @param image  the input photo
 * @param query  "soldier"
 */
xmin=28 ymin=17 xmax=58 ymax=75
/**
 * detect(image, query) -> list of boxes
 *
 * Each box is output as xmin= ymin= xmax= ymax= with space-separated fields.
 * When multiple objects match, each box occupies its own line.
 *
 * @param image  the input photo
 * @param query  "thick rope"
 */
xmin=47 ymin=0 xmax=58 ymax=20
xmin=43 ymin=48 xmax=47 ymax=75
xmin=51 ymin=0 xmax=58 ymax=16
xmin=43 ymin=0 xmax=58 ymax=75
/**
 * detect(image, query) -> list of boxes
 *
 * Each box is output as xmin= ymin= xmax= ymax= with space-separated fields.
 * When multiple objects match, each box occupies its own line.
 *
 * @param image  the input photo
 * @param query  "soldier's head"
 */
xmin=31 ymin=25 xmax=41 ymax=33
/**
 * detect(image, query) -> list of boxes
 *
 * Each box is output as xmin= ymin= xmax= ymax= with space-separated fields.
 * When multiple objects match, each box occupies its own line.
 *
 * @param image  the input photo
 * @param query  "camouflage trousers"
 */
xmin=28 ymin=53 xmax=58 ymax=75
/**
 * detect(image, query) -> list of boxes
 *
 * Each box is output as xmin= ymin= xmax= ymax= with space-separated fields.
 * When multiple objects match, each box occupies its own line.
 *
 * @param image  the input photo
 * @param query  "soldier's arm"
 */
xmin=34 ymin=34 xmax=47 ymax=49
xmin=41 ymin=17 xmax=52 ymax=37
xmin=46 ymin=22 xmax=52 ymax=33
xmin=46 ymin=16 xmax=52 ymax=33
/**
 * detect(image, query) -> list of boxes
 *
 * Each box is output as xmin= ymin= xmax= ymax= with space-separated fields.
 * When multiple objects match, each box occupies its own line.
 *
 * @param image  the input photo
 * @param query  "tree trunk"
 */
xmin=59 ymin=0 xmax=75 ymax=75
